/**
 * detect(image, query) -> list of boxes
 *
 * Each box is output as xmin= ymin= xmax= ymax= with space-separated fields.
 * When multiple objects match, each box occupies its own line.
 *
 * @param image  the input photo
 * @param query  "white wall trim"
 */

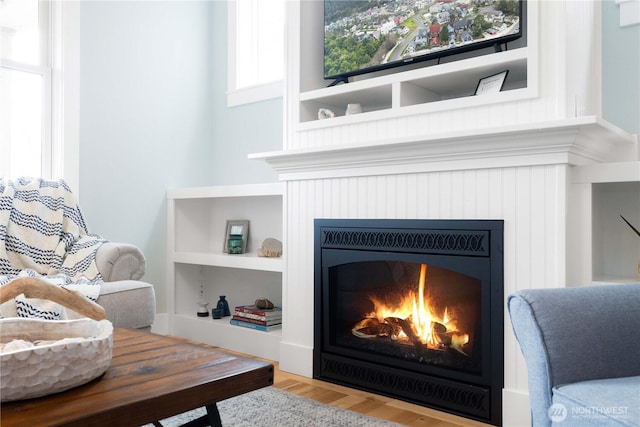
xmin=226 ymin=0 xmax=283 ymax=107
xmin=60 ymin=1 xmax=80 ymax=194
xmin=226 ymin=80 xmax=283 ymax=107
xmin=151 ymin=312 xmax=169 ymax=336
xmin=251 ymin=117 xmax=637 ymax=181
xmin=279 ymin=341 xmax=313 ymax=377
xmin=615 ymin=0 xmax=640 ymax=27
xmin=502 ymin=388 xmax=531 ymax=426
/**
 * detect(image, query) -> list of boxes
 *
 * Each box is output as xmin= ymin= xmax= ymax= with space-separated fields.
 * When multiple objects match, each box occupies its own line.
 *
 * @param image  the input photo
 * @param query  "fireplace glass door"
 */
xmin=324 ymin=252 xmax=488 ymax=376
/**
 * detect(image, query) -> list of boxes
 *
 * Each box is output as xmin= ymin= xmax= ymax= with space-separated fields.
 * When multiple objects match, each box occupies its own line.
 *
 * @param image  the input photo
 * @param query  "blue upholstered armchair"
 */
xmin=508 ymin=284 xmax=640 ymax=426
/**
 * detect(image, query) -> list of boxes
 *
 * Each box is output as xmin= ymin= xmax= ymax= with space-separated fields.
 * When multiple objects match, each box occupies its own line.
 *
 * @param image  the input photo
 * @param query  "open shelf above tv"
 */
xmin=298 ymin=47 xmax=529 ymax=124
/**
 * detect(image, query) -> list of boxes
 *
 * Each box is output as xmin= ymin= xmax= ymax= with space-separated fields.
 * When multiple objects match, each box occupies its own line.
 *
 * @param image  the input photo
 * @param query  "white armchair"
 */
xmin=0 ymin=177 xmax=155 ymax=330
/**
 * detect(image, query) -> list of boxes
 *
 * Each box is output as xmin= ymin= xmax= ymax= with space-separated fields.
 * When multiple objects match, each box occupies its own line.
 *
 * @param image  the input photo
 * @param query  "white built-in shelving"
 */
xmin=288 ymin=0 xmax=536 ymax=134
xmin=166 ymin=183 xmax=284 ymax=360
xmin=571 ymin=161 xmax=640 ymax=285
xmin=298 ymin=47 xmax=529 ymax=125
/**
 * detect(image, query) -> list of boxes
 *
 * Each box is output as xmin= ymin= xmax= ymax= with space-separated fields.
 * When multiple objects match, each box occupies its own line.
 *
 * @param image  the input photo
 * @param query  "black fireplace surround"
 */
xmin=314 ymin=219 xmax=504 ymax=426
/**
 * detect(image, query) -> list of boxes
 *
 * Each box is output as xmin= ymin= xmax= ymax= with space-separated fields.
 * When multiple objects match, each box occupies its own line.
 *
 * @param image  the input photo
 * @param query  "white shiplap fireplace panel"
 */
xmin=255 ymin=118 xmax=636 ymax=426
xmin=283 ymin=165 xmax=564 ymax=419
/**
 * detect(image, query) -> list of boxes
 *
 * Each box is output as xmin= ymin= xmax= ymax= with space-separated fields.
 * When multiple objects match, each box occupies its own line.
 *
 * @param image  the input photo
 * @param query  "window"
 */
xmin=0 ymin=0 xmax=72 ymax=181
xmin=227 ymin=0 xmax=285 ymax=106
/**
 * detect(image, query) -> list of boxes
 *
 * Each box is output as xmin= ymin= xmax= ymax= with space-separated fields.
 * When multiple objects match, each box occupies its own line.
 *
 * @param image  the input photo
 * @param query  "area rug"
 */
xmin=144 ymin=386 xmax=404 ymax=427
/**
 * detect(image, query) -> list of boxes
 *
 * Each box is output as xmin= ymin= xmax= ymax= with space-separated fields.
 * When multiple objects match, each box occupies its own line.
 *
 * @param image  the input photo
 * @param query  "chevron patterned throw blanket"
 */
xmin=0 ymin=178 xmax=105 ymax=320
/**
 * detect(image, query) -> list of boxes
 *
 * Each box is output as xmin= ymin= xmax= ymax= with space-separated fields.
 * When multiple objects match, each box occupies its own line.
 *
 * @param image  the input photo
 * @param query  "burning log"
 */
xmin=351 ymin=263 xmax=471 ymax=355
xmin=432 ymin=321 xmax=450 ymax=346
xmin=450 ymin=333 xmax=470 ymax=355
xmin=352 ymin=318 xmax=394 ymax=339
xmin=351 ymin=314 xmax=470 ymax=355
xmin=389 ymin=320 xmax=403 ymax=340
xmin=393 ymin=317 xmax=423 ymax=348
xmin=381 ymin=317 xmax=405 ymax=341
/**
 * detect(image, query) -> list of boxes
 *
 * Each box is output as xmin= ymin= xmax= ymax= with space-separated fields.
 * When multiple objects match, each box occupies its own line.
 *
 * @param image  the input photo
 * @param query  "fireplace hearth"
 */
xmin=314 ymin=219 xmax=504 ymax=425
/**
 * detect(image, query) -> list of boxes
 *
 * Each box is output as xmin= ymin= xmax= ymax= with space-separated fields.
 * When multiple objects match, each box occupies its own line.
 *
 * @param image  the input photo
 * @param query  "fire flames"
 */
xmin=352 ymin=264 xmax=470 ymax=355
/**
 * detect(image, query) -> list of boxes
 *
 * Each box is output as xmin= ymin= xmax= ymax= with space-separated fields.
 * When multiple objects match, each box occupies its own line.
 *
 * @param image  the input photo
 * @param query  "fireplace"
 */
xmin=314 ymin=219 xmax=504 ymax=425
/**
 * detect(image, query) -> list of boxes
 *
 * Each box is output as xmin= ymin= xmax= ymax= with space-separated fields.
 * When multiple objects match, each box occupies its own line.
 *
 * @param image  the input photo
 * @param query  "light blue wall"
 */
xmin=76 ymin=1 xmax=635 ymax=315
xmin=209 ymin=1 xmax=282 ymax=184
xmin=602 ymin=1 xmax=640 ymax=135
xmin=78 ymin=1 xmax=281 ymax=312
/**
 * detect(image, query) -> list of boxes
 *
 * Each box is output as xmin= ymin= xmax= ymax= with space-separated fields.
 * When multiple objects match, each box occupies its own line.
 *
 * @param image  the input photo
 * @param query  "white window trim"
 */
xmin=58 ymin=0 xmax=80 ymax=194
xmin=0 ymin=0 xmax=78 ymax=192
xmin=226 ymin=0 xmax=283 ymax=107
xmin=47 ymin=0 xmax=80 ymax=193
xmin=615 ymin=0 xmax=640 ymax=27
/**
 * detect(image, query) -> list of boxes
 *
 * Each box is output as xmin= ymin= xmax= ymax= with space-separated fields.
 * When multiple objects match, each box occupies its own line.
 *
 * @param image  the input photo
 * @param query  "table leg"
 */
xmin=152 ymin=404 xmax=221 ymax=427
xmin=206 ymin=403 xmax=222 ymax=427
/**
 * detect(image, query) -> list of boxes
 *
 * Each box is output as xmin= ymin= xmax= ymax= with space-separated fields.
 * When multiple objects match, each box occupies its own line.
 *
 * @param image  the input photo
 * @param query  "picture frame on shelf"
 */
xmin=475 ymin=70 xmax=509 ymax=95
xmin=223 ymin=220 xmax=249 ymax=254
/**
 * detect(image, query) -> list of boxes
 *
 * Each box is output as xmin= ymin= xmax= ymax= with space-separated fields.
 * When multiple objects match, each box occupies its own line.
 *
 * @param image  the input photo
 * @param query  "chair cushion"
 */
xmin=551 ymin=376 xmax=640 ymax=426
xmin=96 ymin=281 xmax=155 ymax=329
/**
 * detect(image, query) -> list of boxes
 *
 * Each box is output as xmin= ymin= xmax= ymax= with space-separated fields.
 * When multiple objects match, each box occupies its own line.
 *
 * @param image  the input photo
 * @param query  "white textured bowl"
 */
xmin=0 ymin=317 xmax=113 ymax=402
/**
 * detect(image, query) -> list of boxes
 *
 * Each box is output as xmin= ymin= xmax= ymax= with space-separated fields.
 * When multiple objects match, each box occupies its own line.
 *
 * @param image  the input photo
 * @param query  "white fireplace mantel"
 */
xmin=251 ymin=117 xmax=637 ymax=181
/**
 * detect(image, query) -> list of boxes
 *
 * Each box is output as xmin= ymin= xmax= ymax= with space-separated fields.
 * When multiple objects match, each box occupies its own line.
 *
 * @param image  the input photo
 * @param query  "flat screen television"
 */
xmin=324 ymin=0 xmax=524 ymax=84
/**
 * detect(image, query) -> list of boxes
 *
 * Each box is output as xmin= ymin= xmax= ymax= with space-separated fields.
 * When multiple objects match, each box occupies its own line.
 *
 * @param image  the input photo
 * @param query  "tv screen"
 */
xmin=324 ymin=0 xmax=523 ymax=82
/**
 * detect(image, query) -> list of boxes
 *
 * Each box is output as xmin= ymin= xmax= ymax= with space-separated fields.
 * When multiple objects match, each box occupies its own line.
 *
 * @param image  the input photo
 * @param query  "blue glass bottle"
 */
xmin=217 ymin=295 xmax=231 ymax=317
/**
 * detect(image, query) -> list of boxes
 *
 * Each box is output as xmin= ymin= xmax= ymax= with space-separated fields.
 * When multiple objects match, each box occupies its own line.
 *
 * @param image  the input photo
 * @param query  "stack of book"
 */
xmin=230 ymin=304 xmax=282 ymax=332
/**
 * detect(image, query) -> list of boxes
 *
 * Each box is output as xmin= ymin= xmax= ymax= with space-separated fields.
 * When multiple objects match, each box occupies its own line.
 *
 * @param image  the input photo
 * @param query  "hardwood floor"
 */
xmin=176 ymin=337 xmax=492 ymax=427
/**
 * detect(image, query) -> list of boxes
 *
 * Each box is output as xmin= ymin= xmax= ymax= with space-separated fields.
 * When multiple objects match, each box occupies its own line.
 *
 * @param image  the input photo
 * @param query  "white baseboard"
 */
xmin=279 ymin=341 xmax=313 ymax=377
xmin=151 ymin=312 xmax=168 ymax=335
xmin=503 ymin=388 xmax=531 ymax=426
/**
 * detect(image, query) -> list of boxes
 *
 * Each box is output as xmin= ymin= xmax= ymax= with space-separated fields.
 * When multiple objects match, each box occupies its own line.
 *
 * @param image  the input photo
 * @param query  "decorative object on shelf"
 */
xmin=235 ymin=303 xmax=281 ymax=316
xmin=196 ymin=282 xmax=209 ymax=317
xmin=345 ymin=103 xmax=363 ymax=115
xmin=620 ymin=215 xmax=640 ymax=237
xmin=255 ymin=297 xmax=275 ymax=309
xmin=475 ymin=70 xmax=509 ymax=95
xmin=257 ymin=238 xmax=282 ymax=258
xmin=318 ymin=108 xmax=335 ymax=120
xmin=216 ymin=295 xmax=231 ymax=317
xmin=620 ymin=215 xmax=640 ymax=276
xmin=224 ymin=220 xmax=249 ymax=254
xmin=211 ymin=308 xmax=223 ymax=319
xmin=231 ymin=303 xmax=282 ymax=331
xmin=229 ymin=318 xmax=282 ymax=332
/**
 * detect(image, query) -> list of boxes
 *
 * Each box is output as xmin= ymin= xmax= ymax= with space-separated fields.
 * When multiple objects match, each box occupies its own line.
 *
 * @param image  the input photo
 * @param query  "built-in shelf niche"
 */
xmin=299 ymin=48 xmax=528 ymax=124
xmin=293 ymin=0 xmax=532 ymax=127
xmin=166 ymin=183 xmax=284 ymax=361
xmin=592 ymin=180 xmax=640 ymax=283
xmin=571 ymin=161 xmax=640 ymax=285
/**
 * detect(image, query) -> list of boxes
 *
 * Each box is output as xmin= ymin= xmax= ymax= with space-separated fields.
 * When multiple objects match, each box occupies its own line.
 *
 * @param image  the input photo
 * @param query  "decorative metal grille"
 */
xmin=321 ymin=355 xmax=490 ymax=420
xmin=321 ymin=228 xmax=489 ymax=256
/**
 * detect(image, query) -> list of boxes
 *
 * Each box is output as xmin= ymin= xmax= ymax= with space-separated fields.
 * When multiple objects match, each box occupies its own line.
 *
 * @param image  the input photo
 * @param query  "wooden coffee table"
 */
xmin=1 ymin=328 xmax=274 ymax=427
